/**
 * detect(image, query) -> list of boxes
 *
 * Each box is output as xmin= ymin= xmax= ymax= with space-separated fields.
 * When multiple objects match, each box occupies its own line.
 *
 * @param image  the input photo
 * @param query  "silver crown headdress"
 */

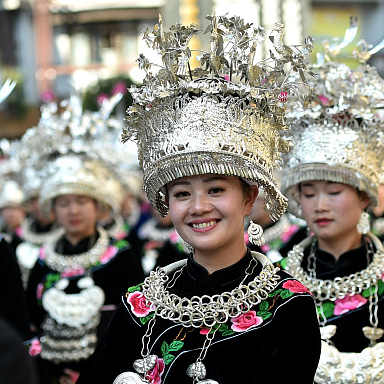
xmin=18 ymin=93 xmax=129 ymax=212
xmin=0 ymin=139 xmax=24 ymax=209
xmin=122 ymin=14 xmax=315 ymax=220
xmin=281 ymin=30 xmax=384 ymax=217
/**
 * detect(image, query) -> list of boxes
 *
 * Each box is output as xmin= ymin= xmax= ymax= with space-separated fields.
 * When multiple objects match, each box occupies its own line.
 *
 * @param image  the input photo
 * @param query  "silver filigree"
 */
xmin=123 ymin=14 xmax=316 ymax=220
xmin=42 ymin=226 xmax=110 ymax=273
xmin=133 ymin=355 xmax=157 ymax=374
xmin=285 ymin=233 xmax=384 ymax=302
xmin=315 ymin=340 xmax=384 ymax=384
xmin=113 ymin=372 xmax=148 ymax=384
xmin=187 ymin=361 xmax=206 ymax=380
xmin=142 ymin=252 xmax=280 ymax=328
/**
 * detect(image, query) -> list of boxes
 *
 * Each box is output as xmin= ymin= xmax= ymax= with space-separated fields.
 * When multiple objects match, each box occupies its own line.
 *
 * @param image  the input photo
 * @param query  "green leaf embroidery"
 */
xmin=140 ymin=313 xmax=154 ymax=325
xmin=280 ymin=258 xmax=287 ymax=269
xmin=259 ymin=301 xmax=269 ymax=311
xmin=169 ymin=340 xmax=184 ymax=352
xmin=257 ymin=310 xmax=272 ymax=320
xmin=280 ymin=290 xmax=294 ymax=299
xmin=114 ymin=239 xmax=129 ymax=249
xmin=161 ymin=341 xmax=169 ymax=356
xmin=268 ymin=289 xmax=283 ymax=297
xmin=222 ymin=329 xmax=236 ymax=336
xmin=317 ymin=302 xmax=334 ymax=319
xmin=163 ymin=354 xmax=175 ymax=365
xmin=127 ymin=284 xmax=142 ymax=293
xmin=378 ymin=280 xmax=384 ymax=296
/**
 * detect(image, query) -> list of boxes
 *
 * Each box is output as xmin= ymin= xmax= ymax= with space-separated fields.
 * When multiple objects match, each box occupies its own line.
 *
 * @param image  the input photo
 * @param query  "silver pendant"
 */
xmin=363 ymin=326 xmax=384 ymax=342
xmin=113 ymin=372 xmax=148 ymax=384
xmin=133 ymin=355 xmax=157 ymax=373
xmin=187 ymin=361 xmax=206 ymax=380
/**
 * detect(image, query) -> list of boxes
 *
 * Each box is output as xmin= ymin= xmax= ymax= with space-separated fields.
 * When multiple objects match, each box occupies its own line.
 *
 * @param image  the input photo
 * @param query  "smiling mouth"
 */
xmin=190 ymin=220 xmax=219 ymax=229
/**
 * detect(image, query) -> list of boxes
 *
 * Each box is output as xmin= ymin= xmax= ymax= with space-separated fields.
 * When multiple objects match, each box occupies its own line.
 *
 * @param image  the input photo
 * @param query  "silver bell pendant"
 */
xmin=186 ymin=361 xmax=219 ymax=384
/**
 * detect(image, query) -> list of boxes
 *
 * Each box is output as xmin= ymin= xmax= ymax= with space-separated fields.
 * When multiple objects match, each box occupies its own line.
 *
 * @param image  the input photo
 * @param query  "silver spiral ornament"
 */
xmin=247 ymin=220 xmax=266 ymax=246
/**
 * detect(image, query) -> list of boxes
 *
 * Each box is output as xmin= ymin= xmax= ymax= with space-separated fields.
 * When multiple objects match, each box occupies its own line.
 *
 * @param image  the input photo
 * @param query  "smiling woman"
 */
xmin=77 ymin=14 xmax=321 ymax=384
xmin=25 ymin=145 xmax=144 ymax=384
xmin=280 ymin=57 xmax=384 ymax=383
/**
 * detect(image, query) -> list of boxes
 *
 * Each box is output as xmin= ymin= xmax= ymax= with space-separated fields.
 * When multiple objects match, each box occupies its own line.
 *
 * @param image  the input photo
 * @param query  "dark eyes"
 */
xmin=209 ymin=187 xmax=223 ymax=194
xmin=173 ymin=187 xmax=224 ymax=198
xmin=303 ymin=191 xmax=341 ymax=198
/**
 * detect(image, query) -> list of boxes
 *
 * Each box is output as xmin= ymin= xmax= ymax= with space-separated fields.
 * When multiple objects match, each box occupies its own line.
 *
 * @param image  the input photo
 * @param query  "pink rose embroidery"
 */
xmin=283 ymin=280 xmax=310 ymax=294
xmin=61 ymin=268 xmax=85 ymax=278
xmin=127 ymin=291 xmax=152 ymax=317
xmin=231 ymin=311 xmax=263 ymax=332
xmin=334 ymin=294 xmax=367 ymax=316
xmin=244 ymin=231 xmax=249 ymax=244
xmin=29 ymin=339 xmax=42 ymax=357
xmin=100 ymin=245 xmax=118 ymax=264
xmin=200 ymin=328 xmax=210 ymax=335
xmin=145 ymin=356 xmax=165 ymax=384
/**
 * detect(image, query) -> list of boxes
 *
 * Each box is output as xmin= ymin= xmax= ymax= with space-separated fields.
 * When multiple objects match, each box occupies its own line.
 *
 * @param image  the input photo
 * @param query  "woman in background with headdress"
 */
xmin=280 ymin=54 xmax=384 ymax=383
xmin=78 ymin=15 xmax=320 ymax=384
xmin=25 ymin=99 xmax=144 ymax=384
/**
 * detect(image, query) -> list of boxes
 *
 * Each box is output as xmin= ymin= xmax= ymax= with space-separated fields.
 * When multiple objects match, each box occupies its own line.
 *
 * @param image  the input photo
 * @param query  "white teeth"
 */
xmin=192 ymin=220 xmax=217 ymax=229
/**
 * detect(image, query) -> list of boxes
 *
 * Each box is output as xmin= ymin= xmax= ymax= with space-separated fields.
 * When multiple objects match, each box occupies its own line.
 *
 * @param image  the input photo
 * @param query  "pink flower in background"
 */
xmin=39 ymin=247 xmax=45 ymax=260
xmin=127 ymin=291 xmax=152 ymax=317
xmin=15 ymin=226 xmax=23 ymax=238
xmin=100 ymin=245 xmax=118 ymax=264
xmin=334 ymin=294 xmax=367 ymax=315
xmin=36 ymin=283 xmax=44 ymax=300
xmin=278 ymin=91 xmax=288 ymax=103
xmin=145 ymin=356 xmax=165 ymax=384
xmin=261 ymin=244 xmax=271 ymax=253
xmin=318 ymin=94 xmax=331 ymax=106
xmin=41 ymin=90 xmax=55 ymax=103
xmin=169 ymin=230 xmax=181 ymax=244
xmin=29 ymin=339 xmax=42 ymax=357
xmin=96 ymin=93 xmax=109 ymax=106
xmin=281 ymin=225 xmax=299 ymax=243
xmin=282 ymin=280 xmax=310 ymax=294
xmin=112 ymin=81 xmax=127 ymax=95
xmin=231 ymin=311 xmax=263 ymax=332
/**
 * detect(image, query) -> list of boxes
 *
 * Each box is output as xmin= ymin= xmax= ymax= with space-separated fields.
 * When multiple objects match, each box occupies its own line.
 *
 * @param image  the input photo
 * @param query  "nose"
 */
xmin=314 ymin=192 xmax=329 ymax=213
xmin=189 ymin=192 xmax=212 ymax=215
xmin=68 ymin=201 xmax=80 ymax=215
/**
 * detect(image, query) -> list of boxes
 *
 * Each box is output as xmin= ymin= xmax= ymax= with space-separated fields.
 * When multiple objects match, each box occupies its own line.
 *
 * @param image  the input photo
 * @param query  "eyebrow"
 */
xmin=169 ymin=176 xmax=229 ymax=187
xmin=301 ymin=181 xmax=335 ymax=187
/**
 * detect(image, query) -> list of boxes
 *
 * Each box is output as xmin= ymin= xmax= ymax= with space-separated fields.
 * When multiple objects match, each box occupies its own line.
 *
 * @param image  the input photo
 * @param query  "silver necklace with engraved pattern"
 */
xmin=113 ymin=252 xmax=280 ymax=384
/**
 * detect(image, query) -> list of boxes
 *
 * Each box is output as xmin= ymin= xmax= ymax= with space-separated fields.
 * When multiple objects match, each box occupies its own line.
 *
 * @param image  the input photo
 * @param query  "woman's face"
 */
xmin=300 ymin=180 xmax=370 ymax=244
xmin=0 ymin=207 xmax=25 ymax=230
xmin=54 ymin=195 xmax=98 ymax=240
xmin=167 ymin=174 xmax=257 ymax=259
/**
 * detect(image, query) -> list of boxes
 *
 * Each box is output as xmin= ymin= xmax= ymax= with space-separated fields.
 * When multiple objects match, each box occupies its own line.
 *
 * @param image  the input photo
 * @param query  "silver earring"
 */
xmin=357 ymin=211 xmax=370 ymax=235
xmin=247 ymin=219 xmax=265 ymax=246
xmin=183 ymin=240 xmax=194 ymax=254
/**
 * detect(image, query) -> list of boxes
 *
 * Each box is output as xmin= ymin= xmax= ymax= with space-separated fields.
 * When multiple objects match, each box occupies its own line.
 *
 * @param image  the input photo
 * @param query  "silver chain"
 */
xmin=286 ymin=232 xmax=384 ymax=302
xmin=142 ymin=254 xmax=280 ymax=329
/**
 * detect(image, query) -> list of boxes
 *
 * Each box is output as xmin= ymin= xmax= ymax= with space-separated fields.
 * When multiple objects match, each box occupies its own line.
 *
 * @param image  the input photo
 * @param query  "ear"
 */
xmin=358 ymin=191 xmax=371 ymax=210
xmin=244 ymin=185 xmax=259 ymax=215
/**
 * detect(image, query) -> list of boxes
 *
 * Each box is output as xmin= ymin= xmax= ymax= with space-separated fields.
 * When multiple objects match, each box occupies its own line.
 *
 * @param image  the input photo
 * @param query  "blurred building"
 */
xmin=0 ymin=0 xmax=383 ymax=137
